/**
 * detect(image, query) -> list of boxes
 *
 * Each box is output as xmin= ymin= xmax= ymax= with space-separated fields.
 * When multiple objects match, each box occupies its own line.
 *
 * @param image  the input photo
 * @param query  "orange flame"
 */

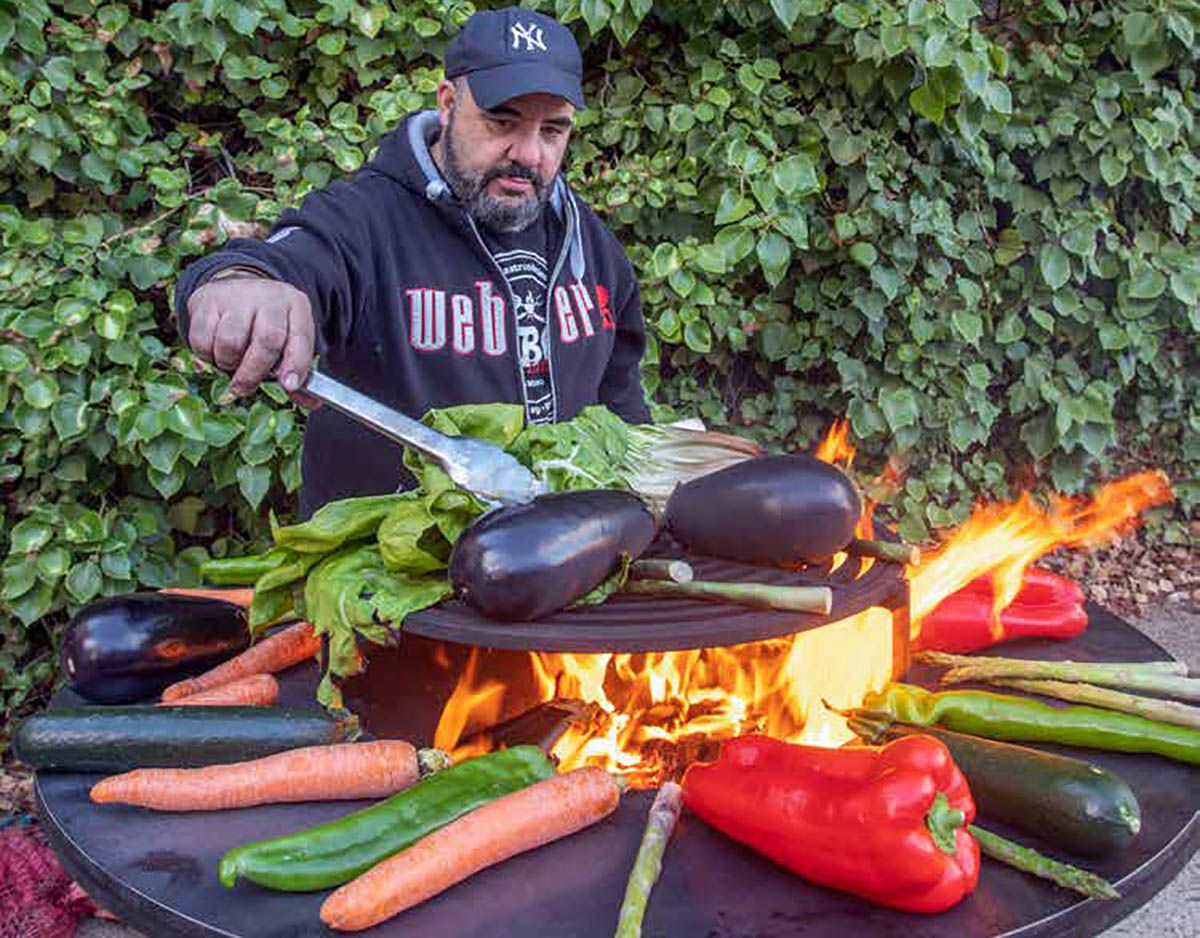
xmin=434 ymin=608 xmax=897 ymax=788
xmin=814 ymin=418 xmax=856 ymax=468
xmin=909 ymin=470 xmax=1173 ymax=636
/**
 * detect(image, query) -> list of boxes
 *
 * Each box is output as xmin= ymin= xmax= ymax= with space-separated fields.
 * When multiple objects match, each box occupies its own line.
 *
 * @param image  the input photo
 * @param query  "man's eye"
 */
xmin=542 ymin=126 xmax=566 ymax=140
xmin=488 ymin=116 xmax=512 ymax=131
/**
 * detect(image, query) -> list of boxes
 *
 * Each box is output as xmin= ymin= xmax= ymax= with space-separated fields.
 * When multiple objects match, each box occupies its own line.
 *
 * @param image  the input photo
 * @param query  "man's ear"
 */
xmin=436 ymin=78 xmax=456 ymax=130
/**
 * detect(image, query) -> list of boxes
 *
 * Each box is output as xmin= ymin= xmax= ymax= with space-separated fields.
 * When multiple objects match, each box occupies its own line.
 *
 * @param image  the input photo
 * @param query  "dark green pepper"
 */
xmin=864 ymin=683 xmax=1200 ymax=765
xmin=218 ymin=745 xmax=557 ymax=891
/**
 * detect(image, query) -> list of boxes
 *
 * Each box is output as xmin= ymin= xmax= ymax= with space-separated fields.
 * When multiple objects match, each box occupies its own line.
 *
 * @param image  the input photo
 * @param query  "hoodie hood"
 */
xmin=366 ymin=110 xmax=586 ymax=280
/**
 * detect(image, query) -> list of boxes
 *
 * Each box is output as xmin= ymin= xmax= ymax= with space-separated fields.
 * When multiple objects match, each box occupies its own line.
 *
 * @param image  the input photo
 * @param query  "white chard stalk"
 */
xmin=622 ymin=424 xmax=764 ymax=514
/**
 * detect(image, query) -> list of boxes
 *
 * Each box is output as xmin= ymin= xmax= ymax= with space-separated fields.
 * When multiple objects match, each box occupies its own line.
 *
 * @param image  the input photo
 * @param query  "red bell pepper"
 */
xmin=915 ymin=567 xmax=1087 ymax=654
xmin=681 ymin=734 xmax=979 ymax=913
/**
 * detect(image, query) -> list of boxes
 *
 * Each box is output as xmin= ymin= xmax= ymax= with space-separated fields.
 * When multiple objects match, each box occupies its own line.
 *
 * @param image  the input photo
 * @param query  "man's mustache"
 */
xmin=482 ymin=164 xmax=544 ymax=191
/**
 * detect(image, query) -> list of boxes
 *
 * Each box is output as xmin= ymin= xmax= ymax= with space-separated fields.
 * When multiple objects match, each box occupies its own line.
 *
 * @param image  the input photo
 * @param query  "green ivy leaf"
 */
xmin=50 ymin=394 xmax=89 ymax=440
xmin=0 ymin=345 xmax=30 ymax=372
xmin=944 ymin=0 xmax=979 ymax=29
xmin=23 ymin=376 xmax=58 ymax=409
xmin=772 ymin=154 xmax=819 ymax=196
xmin=832 ymin=3 xmax=867 ymax=29
xmin=909 ymin=81 xmax=946 ymax=124
xmin=683 ymin=320 xmax=713 ymax=353
xmin=951 ymin=309 xmax=983 ymax=344
xmin=238 ymin=464 xmax=272 ymax=509
xmin=1170 ymin=270 xmax=1200 ymax=306
xmin=1099 ymin=154 xmax=1127 ymax=187
xmin=668 ymin=104 xmax=695 ymax=133
xmin=756 ymin=233 xmax=792 ymax=287
xmin=827 ymin=127 xmax=868 ymax=166
xmin=228 ymin=6 xmax=264 ymax=36
xmin=715 ymin=188 xmax=754 ymax=225
xmin=10 ymin=519 xmax=53 ymax=554
xmin=879 ymin=386 xmax=919 ymax=431
xmin=65 ymin=561 xmax=102 ymax=604
xmin=36 ymin=546 xmax=71 ymax=582
xmin=581 ymin=0 xmax=613 ymax=34
xmin=1127 ymin=265 xmax=1167 ymax=300
xmin=1122 ymin=12 xmax=1158 ymax=47
xmin=1040 ymin=243 xmax=1071 ymax=290
xmin=984 ymin=80 xmax=1012 ymax=115
xmin=994 ymin=228 xmax=1025 ymax=266
xmin=42 ymin=57 xmax=74 ymax=91
xmin=11 ymin=581 xmax=54 ymax=625
xmin=770 ymin=0 xmax=802 ymax=30
xmin=849 ymin=242 xmax=877 ymax=267
xmin=1167 ymin=13 xmax=1195 ymax=47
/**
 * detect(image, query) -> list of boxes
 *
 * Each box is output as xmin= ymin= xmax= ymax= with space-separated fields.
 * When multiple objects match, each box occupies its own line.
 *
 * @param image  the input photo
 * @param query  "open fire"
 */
xmin=431 ymin=424 xmax=1173 ymax=787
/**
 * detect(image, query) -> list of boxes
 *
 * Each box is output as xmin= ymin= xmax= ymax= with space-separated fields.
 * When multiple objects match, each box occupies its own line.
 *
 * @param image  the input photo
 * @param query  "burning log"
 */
xmin=457 ymin=698 xmax=603 ymax=756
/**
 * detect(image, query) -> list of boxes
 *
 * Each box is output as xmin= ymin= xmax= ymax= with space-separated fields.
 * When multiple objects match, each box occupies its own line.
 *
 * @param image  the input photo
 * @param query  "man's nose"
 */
xmin=506 ymin=128 xmax=542 ymax=170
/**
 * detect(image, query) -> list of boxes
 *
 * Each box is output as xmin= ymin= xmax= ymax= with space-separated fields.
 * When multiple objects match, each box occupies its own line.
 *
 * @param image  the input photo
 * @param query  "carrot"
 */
xmin=90 ymin=741 xmax=420 ymax=811
xmin=162 ymin=673 xmax=279 ymax=707
xmin=320 ymin=766 xmax=621 ymax=931
xmin=160 ymin=621 xmax=319 ymax=702
xmin=160 ymin=586 xmax=255 ymax=608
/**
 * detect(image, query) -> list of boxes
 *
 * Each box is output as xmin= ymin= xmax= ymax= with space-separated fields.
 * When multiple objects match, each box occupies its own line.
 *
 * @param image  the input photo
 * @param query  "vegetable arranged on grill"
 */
xmin=681 ymin=733 xmax=979 ymax=914
xmin=13 ymin=706 xmax=355 ymax=772
xmin=160 ymin=621 xmax=320 ymax=703
xmin=60 ymin=593 xmax=251 ymax=704
xmin=319 ymin=766 xmax=621 ymax=931
xmin=864 ymin=683 xmax=1200 ymax=765
xmin=846 ymin=711 xmax=1141 ymax=855
xmin=219 ymin=745 xmax=557 ymax=891
xmin=90 ymin=741 xmax=443 ymax=812
xmin=162 ymin=673 xmax=280 ymax=707
xmin=450 ymin=490 xmax=656 ymax=621
xmin=664 ymin=454 xmax=861 ymax=566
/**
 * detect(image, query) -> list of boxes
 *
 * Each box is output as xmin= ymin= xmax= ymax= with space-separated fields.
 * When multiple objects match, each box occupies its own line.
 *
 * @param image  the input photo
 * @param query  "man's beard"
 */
xmin=442 ymin=110 xmax=549 ymax=234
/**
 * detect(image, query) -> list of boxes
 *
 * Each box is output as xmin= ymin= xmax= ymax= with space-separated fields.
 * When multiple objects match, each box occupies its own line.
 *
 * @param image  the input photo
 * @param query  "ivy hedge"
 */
xmin=2 ymin=0 xmax=1197 ymax=721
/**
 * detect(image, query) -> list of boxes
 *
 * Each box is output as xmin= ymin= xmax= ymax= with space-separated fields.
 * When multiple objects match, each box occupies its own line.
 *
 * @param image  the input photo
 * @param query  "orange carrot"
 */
xmin=320 ymin=766 xmax=621 ymax=931
xmin=162 ymin=673 xmax=279 ymax=707
xmin=160 ymin=621 xmax=319 ymax=702
xmin=161 ymin=586 xmax=255 ymax=608
xmin=90 ymin=741 xmax=420 ymax=811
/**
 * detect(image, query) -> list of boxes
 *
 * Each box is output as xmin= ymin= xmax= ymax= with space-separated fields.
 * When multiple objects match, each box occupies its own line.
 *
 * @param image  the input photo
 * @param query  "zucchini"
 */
xmin=60 ymin=592 xmax=250 ymax=704
xmin=664 ymin=454 xmax=861 ymax=566
xmin=14 ymin=706 xmax=355 ymax=773
xmin=849 ymin=714 xmax=1141 ymax=855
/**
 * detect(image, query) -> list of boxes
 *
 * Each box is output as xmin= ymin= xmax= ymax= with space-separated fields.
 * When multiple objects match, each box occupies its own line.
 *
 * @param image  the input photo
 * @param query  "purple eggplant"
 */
xmin=61 ymin=593 xmax=250 ymax=703
xmin=665 ymin=454 xmax=861 ymax=565
xmin=450 ymin=490 xmax=656 ymax=621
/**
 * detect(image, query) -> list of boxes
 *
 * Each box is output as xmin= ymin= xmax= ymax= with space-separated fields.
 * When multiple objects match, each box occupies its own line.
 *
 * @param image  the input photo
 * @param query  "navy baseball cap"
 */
xmin=445 ymin=8 xmax=584 ymax=110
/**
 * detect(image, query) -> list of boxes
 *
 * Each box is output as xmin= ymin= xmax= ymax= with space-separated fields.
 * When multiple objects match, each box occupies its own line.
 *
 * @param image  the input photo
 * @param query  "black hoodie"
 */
xmin=174 ymin=111 xmax=650 ymax=517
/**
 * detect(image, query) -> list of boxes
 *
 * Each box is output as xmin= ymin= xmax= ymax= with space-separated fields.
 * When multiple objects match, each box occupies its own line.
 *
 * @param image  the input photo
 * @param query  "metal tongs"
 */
xmin=301 ymin=369 xmax=543 ymax=507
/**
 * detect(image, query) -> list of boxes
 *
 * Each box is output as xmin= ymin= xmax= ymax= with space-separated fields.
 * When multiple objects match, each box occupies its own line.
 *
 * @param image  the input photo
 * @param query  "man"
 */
xmin=175 ymin=8 xmax=650 ymax=517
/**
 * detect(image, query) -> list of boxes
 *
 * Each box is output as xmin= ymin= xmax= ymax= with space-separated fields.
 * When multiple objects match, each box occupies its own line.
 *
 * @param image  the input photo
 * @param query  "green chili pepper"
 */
xmin=217 ymin=745 xmax=557 ymax=891
xmin=200 ymin=549 xmax=291 ymax=586
xmin=864 ymin=683 xmax=1200 ymax=765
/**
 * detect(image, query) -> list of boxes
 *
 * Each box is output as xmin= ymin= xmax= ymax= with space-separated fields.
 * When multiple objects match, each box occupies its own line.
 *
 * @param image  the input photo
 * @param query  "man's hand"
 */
xmin=186 ymin=276 xmax=316 ymax=404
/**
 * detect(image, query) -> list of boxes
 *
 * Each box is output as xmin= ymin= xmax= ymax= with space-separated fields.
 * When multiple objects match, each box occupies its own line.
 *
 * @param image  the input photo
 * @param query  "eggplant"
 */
xmin=665 ymin=454 xmax=861 ymax=566
xmin=60 ymin=592 xmax=251 ymax=704
xmin=450 ymin=490 xmax=656 ymax=621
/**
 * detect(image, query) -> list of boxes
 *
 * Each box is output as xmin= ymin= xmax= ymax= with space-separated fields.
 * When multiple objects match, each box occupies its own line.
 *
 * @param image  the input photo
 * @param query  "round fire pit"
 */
xmin=35 ymin=604 xmax=1199 ymax=938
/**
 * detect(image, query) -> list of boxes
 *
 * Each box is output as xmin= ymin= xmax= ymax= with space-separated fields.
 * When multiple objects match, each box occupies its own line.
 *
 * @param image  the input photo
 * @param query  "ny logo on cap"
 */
xmin=511 ymin=21 xmax=547 ymax=52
